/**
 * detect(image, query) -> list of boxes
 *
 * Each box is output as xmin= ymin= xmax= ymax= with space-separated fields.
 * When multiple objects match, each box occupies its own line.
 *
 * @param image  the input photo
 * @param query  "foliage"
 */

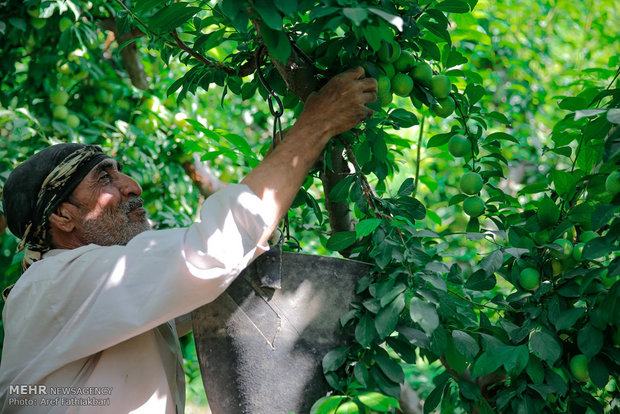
xmin=1 ymin=0 xmax=620 ymax=413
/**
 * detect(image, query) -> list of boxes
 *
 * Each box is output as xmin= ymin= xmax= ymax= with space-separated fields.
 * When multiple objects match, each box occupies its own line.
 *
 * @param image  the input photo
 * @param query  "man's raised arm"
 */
xmin=241 ymin=67 xmax=377 ymax=249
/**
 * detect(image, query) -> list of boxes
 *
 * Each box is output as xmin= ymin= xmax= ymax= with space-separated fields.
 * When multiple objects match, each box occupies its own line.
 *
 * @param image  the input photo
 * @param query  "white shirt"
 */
xmin=0 ymin=184 xmax=272 ymax=413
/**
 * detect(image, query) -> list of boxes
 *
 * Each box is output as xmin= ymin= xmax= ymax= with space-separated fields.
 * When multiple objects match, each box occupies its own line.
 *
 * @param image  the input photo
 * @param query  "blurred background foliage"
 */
xmin=1 ymin=0 xmax=618 ymax=411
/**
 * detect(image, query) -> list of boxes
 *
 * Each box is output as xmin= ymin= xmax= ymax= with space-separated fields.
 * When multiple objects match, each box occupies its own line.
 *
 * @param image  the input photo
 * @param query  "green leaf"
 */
xmin=588 ymin=357 xmax=609 ymax=389
xmin=479 ymin=250 xmax=504 ymax=275
xmin=485 ymin=132 xmax=518 ymax=144
xmin=559 ymin=96 xmax=587 ymax=110
xmin=322 ymin=346 xmax=349 ymax=373
xmin=375 ymin=293 xmax=405 ymax=339
xmin=464 ymin=269 xmax=496 ymax=291
xmin=427 ymin=132 xmax=451 ymax=148
xmin=554 ymin=307 xmax=585 ymax=330
xmin=357 ymin=392 xmax=399 ymax=412
xmin=452 ymin=330 xmax=480 ymax=360
xmin=311 ymin=396 xmax=346 ymax=414
xmin=368 ymin=8 xmax=404 ymax=31
xmin=134 ymin=0 xmax=167 ymax=14
xmin=526 ymin=356 xmax=544 ymax=384
xmin=577 ymin=323 xmax=603 ymax=358
xmin=253 ymin=0 xmax=283 ymax=30
xmin=329 ymin=175 xmax=356 ymax=203
xmin=434 ymin=0 xmax=470 ymax=13
xmin=550 ymin=170 xmax=576 ymax=197
xmin=423 ymin=383 xmax=446 ymax=414
xmin=504 ymin=345 xmax=529 ymax=375
xmin=356 ymin=218 xmax=382 ymax=238
xmin=274 ymin=0 xmax=297 ymax=16
xmin=355 ymin=313 xmax=377 ymax=347
xmin=409 ymin=298 xmax=439 ymax=334
xmin=591 ymin=204 xmax=616 ymax=231
xmin=336 ymin=400 xmax=360 ymax=414
xmin=471 ymin=350 xmax=504 ymax=378
xmin=528 ymin=331 xmax=562 ymax=365
xmin=362 ymin=23 xmax=392 ymax=52
xmin=326 ymin=231 xmax=357 ymax=251
xmin=465 ymin=84 xmax=485 ymax=105
xmin=397 ymin=177 xmax=415 ymax=196
xmin=260 ymin=23 xmax=291 ymax=63
xmin=148 ymin=4 xmax=201 ymax=34
xmin=374 ymin=349 xmax=405 ymax=383
xmin=582 ymin=236 xmax=616 ymax=260
xmin=342 ymin=8 xmax=368 ymax=26
xmin=218 ymin=131 xmax=255 ymax=158
xmin=389 ymin=108 xmax=418 ymax=128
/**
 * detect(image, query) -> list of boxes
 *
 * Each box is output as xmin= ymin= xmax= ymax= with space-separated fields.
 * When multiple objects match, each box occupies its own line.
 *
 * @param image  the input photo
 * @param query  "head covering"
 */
xmin=2 ymin=143 xmax=109 ymax=278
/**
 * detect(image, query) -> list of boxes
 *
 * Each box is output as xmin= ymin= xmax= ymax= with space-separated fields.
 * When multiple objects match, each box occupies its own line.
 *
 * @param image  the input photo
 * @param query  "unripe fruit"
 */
xmin=430 ymin=74 xmax=451 ymax=99
xmin=519 ymin=268 xmax=540 ymax=290
xmin=533 ymin=230 xmax=550 ymax=245
xmin=66 ymin=114 xmax=80 ymax=128
xmin=551 ymin=260 xmax=562 ymax=277
xmin=378 ymin=62 xmax=395 ymax=79
xmin=551 ymin=239 xmax=573 ymax=260
xmin=460 ymin=172 xmax=483 ymax=195
xmin=52 ymin=105 xmax=68 ymax=120
xmin=569 ymin=354 xmax=589 ymax=382
xmin=391 ymin=73 xmax=413 ymax=97
xmin=463 ymin=196 xmax=485 ymax=217
xmin=59 ymin=17 xmax=72 ymax=32
xmin=378 ymin=41 xmax=401 ymax=63
xmin=50 ymin=90 xmax=69 ymax=106
xmin=572 ymin=242 xmax=585 ymax=261
xmin=376 ymin=75 xmax=392 ymax=107
xmin=58 ymin=62 xmax=71 ymax=75
xmin=378 ymin=91 xmax=393 ymax=107
xmin=96 ymin=89 xmax=112 ymax=104
xmin=431 ymin=97 xmax=455 ymax=118
xmin=410 ymin=62 xmax=433 ymax=84
xmin=605 ymin=171 xmax=620 ymax=195
xmin=394 ymin=50 xmax=416 ymax=72
xmin=448 ymin=134 xmax=471 ymax=157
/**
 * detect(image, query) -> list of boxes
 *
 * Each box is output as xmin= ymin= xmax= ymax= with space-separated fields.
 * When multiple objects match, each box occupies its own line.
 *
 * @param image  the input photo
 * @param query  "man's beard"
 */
xmin=80 ymin=197 xmax=151 ymax=246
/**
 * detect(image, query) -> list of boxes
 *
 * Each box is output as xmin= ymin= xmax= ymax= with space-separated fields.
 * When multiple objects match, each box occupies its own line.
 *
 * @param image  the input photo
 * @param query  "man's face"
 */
xmin=67 ymin=158 xmax=151 ymax=246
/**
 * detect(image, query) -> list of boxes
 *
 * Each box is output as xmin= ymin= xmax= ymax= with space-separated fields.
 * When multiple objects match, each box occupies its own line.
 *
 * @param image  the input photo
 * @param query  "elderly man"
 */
xmin=0 ymin=67 xmax=377 ymax=413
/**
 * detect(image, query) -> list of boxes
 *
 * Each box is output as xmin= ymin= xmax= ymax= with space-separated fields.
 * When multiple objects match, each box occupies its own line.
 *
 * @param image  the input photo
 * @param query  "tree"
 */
xmin=1 ymin=0 xmax=619 ymax=412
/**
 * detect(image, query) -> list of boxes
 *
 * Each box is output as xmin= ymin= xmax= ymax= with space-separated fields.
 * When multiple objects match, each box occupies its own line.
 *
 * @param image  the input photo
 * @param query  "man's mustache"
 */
xmin=124 ymin=197 xmax=144 ymax=213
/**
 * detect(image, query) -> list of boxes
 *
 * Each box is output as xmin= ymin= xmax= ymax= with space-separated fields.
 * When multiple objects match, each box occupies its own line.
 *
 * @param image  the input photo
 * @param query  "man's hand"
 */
xmin=297 ymin=67 xmax=378 ymax=137
xmin=241 ymin=68 xmax=377 ymax=254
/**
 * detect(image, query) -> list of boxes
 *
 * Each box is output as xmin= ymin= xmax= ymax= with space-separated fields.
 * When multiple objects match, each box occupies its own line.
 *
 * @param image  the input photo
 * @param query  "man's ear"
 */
xmin=48 ymin=202 xmax=78 ymax=233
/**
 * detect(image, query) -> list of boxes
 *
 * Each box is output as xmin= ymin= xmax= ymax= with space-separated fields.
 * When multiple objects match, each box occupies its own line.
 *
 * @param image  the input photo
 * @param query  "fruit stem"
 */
xmin=414 ymin=116 xmax=425 ymax=196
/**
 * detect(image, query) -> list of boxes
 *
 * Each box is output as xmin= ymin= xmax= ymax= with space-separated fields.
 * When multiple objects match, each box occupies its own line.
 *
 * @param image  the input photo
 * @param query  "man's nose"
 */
xmin=118 ymin=173 xmax=143 ymax=197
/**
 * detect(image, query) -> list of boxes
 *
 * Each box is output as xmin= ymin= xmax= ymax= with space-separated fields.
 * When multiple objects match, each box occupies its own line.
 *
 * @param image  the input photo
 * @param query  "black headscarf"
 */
xmin=2 ymin=143 xmax=109 ymax=276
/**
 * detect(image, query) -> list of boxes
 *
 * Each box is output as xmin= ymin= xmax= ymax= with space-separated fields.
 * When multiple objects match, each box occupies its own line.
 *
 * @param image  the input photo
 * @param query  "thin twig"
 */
xmin=414 ymin=116 xmax=425 ymax=196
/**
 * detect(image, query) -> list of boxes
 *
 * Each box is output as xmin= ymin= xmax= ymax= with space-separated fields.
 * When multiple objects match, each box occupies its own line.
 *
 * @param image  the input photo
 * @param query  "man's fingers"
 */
xmin=359 ymin=77 xmax=378 ymax=92
xmin=342 ymin=66 xmax=366 ymax=80
xmin=363 ymin=90 xmax=378 ymax=104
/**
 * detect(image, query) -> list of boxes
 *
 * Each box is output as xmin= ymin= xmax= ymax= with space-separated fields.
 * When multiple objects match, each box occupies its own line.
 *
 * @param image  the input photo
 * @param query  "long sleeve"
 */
xmin=0 ymin=183 xmax=272 ymax=410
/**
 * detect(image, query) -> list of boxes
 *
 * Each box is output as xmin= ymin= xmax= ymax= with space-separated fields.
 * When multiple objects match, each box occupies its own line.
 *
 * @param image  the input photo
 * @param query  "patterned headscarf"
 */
xmin=2 ymin=144 xmax=109 ymax=298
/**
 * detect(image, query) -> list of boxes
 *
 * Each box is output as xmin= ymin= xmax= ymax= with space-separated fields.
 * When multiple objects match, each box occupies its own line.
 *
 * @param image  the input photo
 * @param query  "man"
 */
xmin=0 ymin=67 xmax=377 ymax=413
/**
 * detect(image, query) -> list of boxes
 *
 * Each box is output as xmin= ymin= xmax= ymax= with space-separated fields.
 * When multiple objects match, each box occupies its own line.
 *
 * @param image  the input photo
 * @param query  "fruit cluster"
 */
xmin=367 ymin=40 xmax=454 ymax=118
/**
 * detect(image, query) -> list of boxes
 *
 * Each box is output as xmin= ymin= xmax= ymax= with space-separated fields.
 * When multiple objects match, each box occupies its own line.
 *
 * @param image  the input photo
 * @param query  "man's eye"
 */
xmin=100 ymin=173 xmax=111 ymax=181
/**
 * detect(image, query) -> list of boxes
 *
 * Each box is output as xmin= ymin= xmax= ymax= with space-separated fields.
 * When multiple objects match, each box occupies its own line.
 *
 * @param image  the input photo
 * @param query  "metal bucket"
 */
xmin=191 ymin=248 xmax=371 ymax=413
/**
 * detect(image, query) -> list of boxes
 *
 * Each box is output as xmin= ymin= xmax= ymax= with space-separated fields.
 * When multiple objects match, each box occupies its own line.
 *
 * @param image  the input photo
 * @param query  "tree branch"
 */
xmin=251 ymin=20 xmax=356 ymax=251
xmin=182 ymin=154 xmax=227 ymax=198
xmin=98 ymin=17 xmax=148 ymax=90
